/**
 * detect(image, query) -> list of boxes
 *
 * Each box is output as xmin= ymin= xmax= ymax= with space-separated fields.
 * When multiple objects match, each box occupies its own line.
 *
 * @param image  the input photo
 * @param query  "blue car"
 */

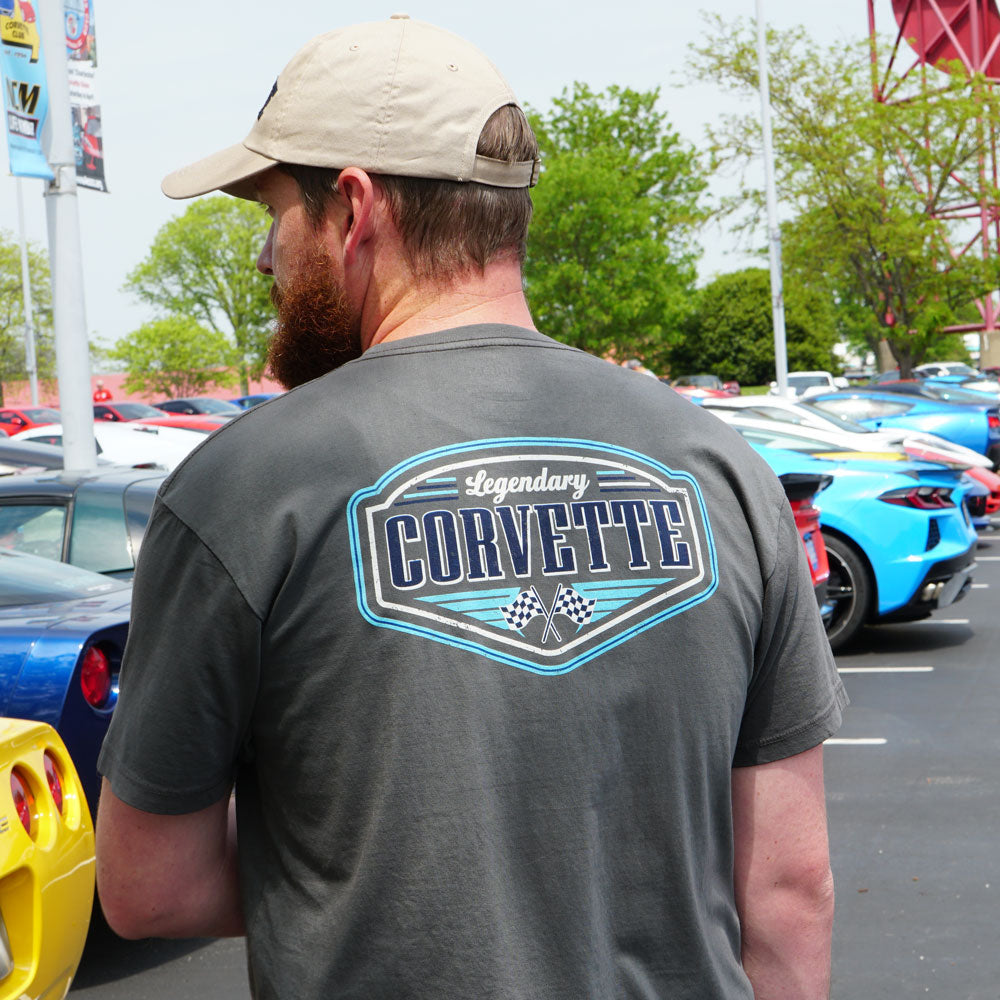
xmin=808 ymin=390 xmax=1000 ymax=465
xmin=752 ymin=445 xmax=977 ymax=650
xmin=0 ymin=551 xmax=130 ymax=809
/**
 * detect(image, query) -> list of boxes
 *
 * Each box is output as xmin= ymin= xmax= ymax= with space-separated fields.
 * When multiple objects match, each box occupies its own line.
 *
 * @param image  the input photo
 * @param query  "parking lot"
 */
xmin=70 ymin=528 xmax=1000 ymax=1000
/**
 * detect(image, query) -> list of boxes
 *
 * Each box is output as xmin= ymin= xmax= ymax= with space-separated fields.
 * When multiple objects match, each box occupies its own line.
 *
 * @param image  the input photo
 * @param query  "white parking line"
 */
xmin=907 ymin=618 xmax=970 ymax=625
xmin=972 ymin=583 xmax=989 ymax=589
xmin=837 ymin=666 xmax=934 ymax=673
xmin=976 ymin=556 xmax=1000 ymax=562
xmin=825 ymin=738 xmax=887 ymax=746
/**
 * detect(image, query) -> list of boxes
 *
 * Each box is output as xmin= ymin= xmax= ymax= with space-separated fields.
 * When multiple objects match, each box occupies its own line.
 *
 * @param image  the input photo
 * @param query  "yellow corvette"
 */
xmin=0 ymin=719 xmax=94 ymax=1000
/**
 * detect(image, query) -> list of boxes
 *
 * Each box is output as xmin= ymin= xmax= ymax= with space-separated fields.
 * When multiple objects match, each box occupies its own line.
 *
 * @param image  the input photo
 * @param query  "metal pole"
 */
xmin=38 ymin=0 xmax=97 ymax=471
xmin=755 ymin=0 xmax=789 ymax=394
xmin=15 ymin=179 xmax=40 ymax=405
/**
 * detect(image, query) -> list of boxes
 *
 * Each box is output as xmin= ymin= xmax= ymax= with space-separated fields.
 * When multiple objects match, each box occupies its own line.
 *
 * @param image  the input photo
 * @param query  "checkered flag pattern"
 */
xmin=552 ymin=586 xmax=596 ymax=626
xmin=499 ymin=591 xmax=546 ymax=631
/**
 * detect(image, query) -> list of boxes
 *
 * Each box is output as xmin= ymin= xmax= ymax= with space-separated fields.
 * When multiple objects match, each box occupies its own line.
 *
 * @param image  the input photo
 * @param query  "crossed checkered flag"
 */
xmin=551 ymin=586 xmax=596 ymax=626
xmin=499 ymin=591 xmax=547 ymax=631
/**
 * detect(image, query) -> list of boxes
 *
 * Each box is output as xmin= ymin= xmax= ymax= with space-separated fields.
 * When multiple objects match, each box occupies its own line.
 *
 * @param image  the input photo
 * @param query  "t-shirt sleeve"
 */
xmin=97 ymin=500 xmax=261 ymax=814
xmin=733 ymin=501 xmax=848 ymax=767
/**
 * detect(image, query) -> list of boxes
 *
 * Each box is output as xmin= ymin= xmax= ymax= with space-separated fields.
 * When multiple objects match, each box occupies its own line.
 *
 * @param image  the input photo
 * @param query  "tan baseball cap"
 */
xmin=162 ymin=15 xmax=539 ymax=201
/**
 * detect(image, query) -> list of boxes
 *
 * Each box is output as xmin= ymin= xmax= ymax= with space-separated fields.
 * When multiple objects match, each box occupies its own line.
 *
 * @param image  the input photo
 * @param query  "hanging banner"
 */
xmin=64 ymin=0 xmax=106 ymax=191
xmin=0 ymin=0 xmax=54 ymax=180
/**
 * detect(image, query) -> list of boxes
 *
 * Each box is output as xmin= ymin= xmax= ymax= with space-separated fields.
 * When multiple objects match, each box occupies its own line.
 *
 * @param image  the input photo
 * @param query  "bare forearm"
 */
xmin=97 ymin=784 xmax=245 ymax=939
xmin=740 ymin=869 xmax=835 ymax=999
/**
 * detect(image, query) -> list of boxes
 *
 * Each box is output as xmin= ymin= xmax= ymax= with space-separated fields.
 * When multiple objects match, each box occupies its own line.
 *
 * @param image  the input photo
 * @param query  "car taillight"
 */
xmin=989 ymin=413 xmax=1000 ymax=432
xmin=879 ymin=486 xmax=955 ymax=509
xmin=80 ymin=645 xmax=111 ymax=708
xmin=10 ymin=769 xmax=34 ymax=836
xmin=43 ymin=752 xmax=63 ymax=815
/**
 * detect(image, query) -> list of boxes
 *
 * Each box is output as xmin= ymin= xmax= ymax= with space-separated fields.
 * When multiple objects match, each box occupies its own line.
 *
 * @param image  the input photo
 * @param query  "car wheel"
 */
xmin=821 ymin=531 xmax=872 ymax=651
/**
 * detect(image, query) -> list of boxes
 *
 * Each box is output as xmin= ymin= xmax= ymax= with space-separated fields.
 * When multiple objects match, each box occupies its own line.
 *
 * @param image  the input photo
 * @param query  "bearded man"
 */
xmin=96 ymin=17 xmax=846 ymax=1000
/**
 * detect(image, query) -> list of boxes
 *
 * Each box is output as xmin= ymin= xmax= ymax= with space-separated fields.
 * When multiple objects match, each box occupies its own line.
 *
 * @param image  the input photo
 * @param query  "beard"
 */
xmin=265 ymin=246 xmax=363 ymax=390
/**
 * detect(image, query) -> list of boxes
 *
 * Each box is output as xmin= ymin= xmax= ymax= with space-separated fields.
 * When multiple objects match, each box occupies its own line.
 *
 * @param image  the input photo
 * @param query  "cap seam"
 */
xmin=373 ymin=20 xmax=407 ymax=172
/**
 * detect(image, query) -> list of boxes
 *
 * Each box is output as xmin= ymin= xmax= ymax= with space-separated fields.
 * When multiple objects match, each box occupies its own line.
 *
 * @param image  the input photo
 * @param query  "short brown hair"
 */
xmin=279 ymin=104 xmax=537 ymax=279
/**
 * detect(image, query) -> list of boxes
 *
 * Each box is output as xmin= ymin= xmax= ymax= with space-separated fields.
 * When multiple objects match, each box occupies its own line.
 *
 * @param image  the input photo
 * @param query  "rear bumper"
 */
xmin=878 ymin=542 xmax=976 ymax=623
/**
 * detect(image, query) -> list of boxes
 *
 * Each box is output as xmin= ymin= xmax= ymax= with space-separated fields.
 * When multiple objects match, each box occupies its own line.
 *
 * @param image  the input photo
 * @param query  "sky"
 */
xmin=0 ymin=1 xmax=875 ymax=351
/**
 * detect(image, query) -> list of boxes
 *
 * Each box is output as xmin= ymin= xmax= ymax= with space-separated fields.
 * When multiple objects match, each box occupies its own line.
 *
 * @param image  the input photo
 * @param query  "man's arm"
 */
xmin=731 ymin=743 xmax=834 ymax=1000
xmin=96 ymin=778 xmax=245 ymax=939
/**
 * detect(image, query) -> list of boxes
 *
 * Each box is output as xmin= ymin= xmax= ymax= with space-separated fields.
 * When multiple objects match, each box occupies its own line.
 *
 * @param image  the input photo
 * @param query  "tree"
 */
xmin=0 ymin=230 xmax=54 ymax=404
xmin=688 ymin=17 xmax=1000 ymax=376
xmin=667 ymin=268 xmax=839 ymax=385
xmin=107 ymin=316 xmax=238 ymax=398
xmin=125 ymin=197 xmax=272 ymax=395
xmin=524 ymin=84 xmax=707 ymax=370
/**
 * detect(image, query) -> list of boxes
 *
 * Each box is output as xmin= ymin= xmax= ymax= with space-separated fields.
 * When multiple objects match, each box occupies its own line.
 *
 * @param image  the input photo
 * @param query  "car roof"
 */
xmin=0 ymin=466 xmax=166 ymax=499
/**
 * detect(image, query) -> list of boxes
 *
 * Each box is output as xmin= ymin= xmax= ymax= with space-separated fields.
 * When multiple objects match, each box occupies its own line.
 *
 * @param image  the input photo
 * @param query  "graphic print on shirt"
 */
xmin=348 ymin=438 xmax=717 ymax=675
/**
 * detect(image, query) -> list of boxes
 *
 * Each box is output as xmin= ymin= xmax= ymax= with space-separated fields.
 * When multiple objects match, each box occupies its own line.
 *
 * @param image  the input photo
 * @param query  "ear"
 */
xmin=335 ymin=168 xmax=378 ymax=269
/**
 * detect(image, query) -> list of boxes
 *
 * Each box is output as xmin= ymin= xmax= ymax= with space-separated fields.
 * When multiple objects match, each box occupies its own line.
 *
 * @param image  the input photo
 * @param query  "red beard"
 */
xmin=266 ymin=247 xmax=363 ymax=389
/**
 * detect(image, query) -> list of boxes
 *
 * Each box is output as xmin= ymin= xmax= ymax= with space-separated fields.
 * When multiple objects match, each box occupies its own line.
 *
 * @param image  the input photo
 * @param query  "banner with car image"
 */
xmin=64 ymin=0 xmax=106 ymax=191
xmin=0 ymin=0 xmax=54 ymax=179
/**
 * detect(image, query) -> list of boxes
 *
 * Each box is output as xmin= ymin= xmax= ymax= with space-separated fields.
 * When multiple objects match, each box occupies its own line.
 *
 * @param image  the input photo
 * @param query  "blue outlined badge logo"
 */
xmin=348 ymin=438 xmax=717 ymax=675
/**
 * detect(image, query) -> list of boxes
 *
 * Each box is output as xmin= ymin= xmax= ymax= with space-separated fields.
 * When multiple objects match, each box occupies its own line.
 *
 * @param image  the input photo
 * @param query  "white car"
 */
xmin=914 ymin=361 xmax=979 ymax=378
xmin=701 ymin=396 xmax=992 ymax=469
xmin=768 ymin=371 xmax=850 ymax=398
xmin=12 ymin=421 xmax=207 ymax=471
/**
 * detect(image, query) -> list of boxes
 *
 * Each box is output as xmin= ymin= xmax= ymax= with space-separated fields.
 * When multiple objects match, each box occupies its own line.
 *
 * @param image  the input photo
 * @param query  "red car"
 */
xmin=778 ymin=471 xmax=831 ymax=606
xmin=94 ymin=402 xmax=169 ymax=422
xmin=134 ymin=414 xmax=231 ymax=434
xmin=0 ymin=406 xmax=61 ymax=434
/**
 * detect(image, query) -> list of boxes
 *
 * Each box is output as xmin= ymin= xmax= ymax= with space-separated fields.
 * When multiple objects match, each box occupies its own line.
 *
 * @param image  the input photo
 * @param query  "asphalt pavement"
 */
xmin=72 ymin=528 xmax=1000 ymax=999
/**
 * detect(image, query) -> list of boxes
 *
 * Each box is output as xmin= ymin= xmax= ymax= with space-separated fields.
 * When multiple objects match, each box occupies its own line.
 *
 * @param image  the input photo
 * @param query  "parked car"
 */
xmin=700 ymin=395 xmax=993 ymax=470
xmin=230 ymin=393 xmax=280 ymax=409
xmin=0 ymin=467 xmax=166 ymax=578
xmin=154 ymin=397 xmax=243 ymax=416
xmin=807 ymin=390 xmax=1000 ymax=465
xmin=0 ymin=406 xmax=60 ymax=434
xmin=135 ymin=413 xmax=231 ymax=434
xmin=769 ymin=371 xmax=849 ymax=397
xmin=914 ymin=361 xmax=980 ymax=379
xmin=0 ymin=549 xmax=131 ymax=808
xmin=13 ymin=421 xmax=206 ymax=471
xmin=0 ymin=718 xmax=95 ymax=999
xmin=667 ymin=374 xmax=733 ymax=399
xmin=93 ymin=401 xmax=169 ymax=421
xmin=777 ymin=469 xmax=831 ymax=606
xmin=751 ymin=445 xmax=977 ymax=649
xmin=0 ymin=438 xmax=88 ymax=474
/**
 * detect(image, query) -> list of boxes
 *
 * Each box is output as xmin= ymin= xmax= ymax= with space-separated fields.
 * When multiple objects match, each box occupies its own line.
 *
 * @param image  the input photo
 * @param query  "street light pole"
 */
xmin=755 ymin=0 xmax=789 ymax=395
xmin=38 ymin=0 xmax=97 ymax=471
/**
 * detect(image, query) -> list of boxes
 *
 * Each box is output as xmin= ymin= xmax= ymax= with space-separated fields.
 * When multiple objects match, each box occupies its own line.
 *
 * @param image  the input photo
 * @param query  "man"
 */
xmin=96 ymin=17 xmax=846 ymax=1000
xmin=92 ymin=379 xmax=112 ymax=402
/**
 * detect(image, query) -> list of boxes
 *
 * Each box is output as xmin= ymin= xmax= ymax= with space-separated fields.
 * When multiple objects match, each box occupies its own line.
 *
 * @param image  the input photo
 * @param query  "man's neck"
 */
xmin=362 ymin=261 xmax=536 ymax=350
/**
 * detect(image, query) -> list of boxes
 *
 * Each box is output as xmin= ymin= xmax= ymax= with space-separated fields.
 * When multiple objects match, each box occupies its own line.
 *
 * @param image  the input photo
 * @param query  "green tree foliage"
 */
xmin=524 ymin=84 xmax=707 ymax=369
xmin=667 ymin=268 xmax=838 ymax=385
xmin=107 ymin=316 xmax=238 ymax=398
xmin=0 ymin=230 xmax=54 ymax=404
xmin=689 ymin=18 xmax=1000 ymax=376
xmin=124 ymin=197 xmax=272 ymax=395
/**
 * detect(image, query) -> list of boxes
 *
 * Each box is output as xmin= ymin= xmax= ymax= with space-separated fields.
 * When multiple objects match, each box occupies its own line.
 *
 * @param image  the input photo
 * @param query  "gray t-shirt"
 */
xmin=99 ymin=324 xmax=845 ymax=1000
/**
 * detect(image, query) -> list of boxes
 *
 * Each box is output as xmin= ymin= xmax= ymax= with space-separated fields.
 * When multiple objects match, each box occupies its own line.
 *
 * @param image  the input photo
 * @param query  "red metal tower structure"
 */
xmin=868 ymin=0 xmax=1000 ymax=366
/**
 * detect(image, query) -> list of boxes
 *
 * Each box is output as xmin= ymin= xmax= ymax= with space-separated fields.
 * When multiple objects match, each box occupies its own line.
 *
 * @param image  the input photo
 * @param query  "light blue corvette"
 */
xmin=752 ymin=444 xmax=977 ymax=650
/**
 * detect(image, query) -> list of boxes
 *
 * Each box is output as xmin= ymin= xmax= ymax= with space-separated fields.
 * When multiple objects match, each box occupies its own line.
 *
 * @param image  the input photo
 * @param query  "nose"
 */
xmin=257 ymin=222 xmax=274 ymax=275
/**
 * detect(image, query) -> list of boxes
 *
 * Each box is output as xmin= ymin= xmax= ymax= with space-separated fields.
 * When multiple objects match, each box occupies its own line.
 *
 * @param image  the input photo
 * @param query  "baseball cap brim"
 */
xmin=161 ymin=142 xmax=279 ymax=201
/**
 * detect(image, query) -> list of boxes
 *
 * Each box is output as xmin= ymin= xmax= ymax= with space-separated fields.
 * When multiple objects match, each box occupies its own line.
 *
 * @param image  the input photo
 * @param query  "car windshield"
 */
xmin=786 ymin=375 xmax=829 ymax=389
xmin=22 ymin=407 xmax=61 ymax=422
xmin=798 ymin=402 xmax=871 ymax=434
xmin=111 ymin=403 xmax=162 ymax=418
xmin=0 ymin=550 xmax=128 ymax=607
xmin=195 ymin=399 xmax=242 ymax=414
xmin=917 ymin=383 xmax=991 ymax=405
